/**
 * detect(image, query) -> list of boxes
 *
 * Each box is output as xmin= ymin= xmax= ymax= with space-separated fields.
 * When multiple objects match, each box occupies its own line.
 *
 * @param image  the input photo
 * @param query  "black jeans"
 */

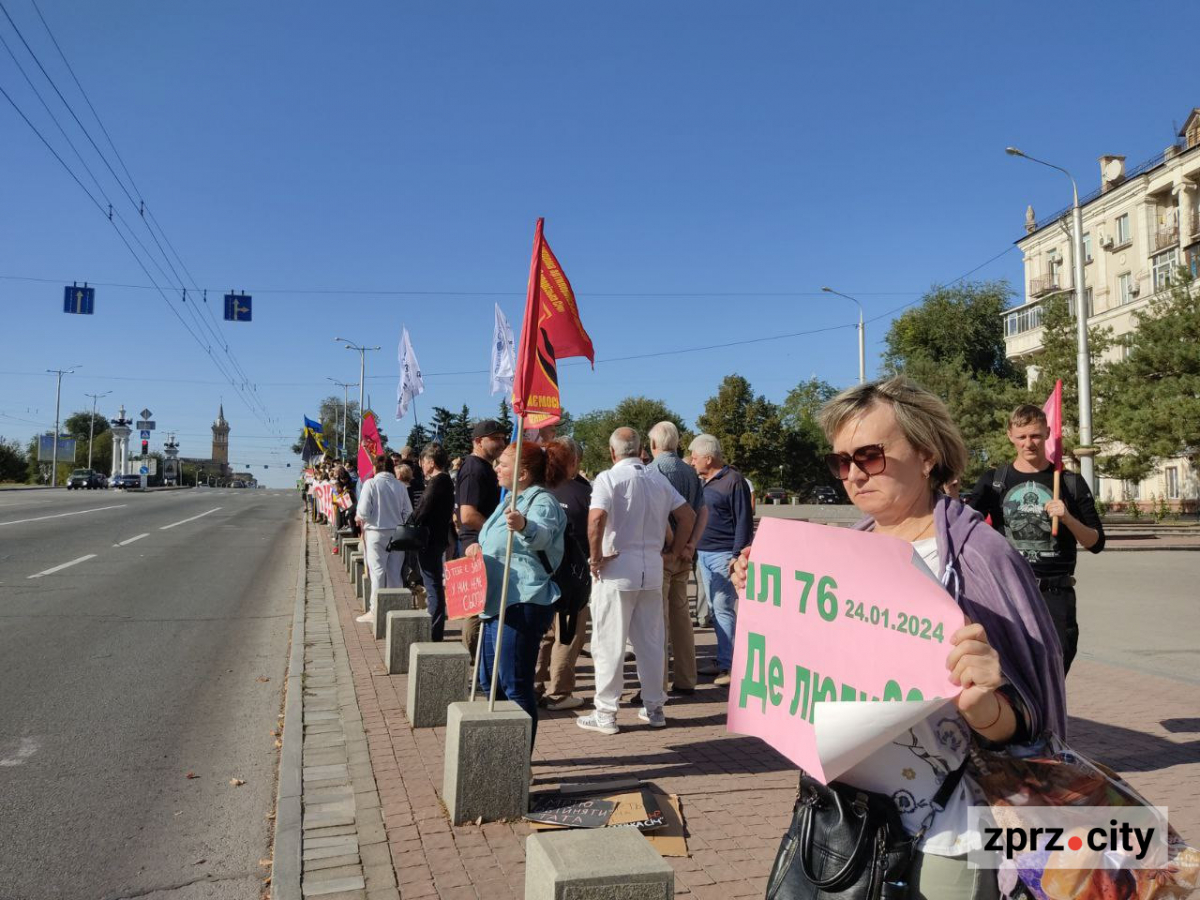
xmin=1039 ymin=583 xmax=1079 ymax=675
xmin=418 ymin=545 xmax=446 ymax=642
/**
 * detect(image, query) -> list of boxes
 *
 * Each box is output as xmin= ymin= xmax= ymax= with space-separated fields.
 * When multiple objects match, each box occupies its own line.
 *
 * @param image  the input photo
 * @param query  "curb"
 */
xmin=271 ymin=512 xmax=307 ymax=900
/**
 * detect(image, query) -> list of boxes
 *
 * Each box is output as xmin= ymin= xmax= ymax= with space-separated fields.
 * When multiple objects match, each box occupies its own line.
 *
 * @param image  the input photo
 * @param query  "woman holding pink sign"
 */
xmin=739 ymin=377 xmax=1066 ymax=900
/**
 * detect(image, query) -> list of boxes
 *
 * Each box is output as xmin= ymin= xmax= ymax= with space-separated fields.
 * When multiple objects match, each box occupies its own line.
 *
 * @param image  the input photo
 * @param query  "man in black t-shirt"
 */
xmin=455 ymin=419 xmax=507 ymax=653
xmin=968 ymin=404 xmax=1105 ymax=674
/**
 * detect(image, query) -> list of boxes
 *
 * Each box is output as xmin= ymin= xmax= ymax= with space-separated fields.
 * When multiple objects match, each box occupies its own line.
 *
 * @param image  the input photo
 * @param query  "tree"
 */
xmin=571 ymin=396 xmax=688 ymax=475
xmin=695 ymin=375 xmax=790 ymax=490
xmin=1099 ymin=272 xmax=1200 ymax=481
xmin=291 ymin=395 xmax=360 ymax=458
xmin=778 ymin=378 xmax=841 ymax=495
xmin=883 ymin=280 xmax=1016 ymax=378
xmin=445 ymin=405 xmax=473 ymax=459
xmin=496 ymin=399 xmax=513 ymax=435
xmin=63 ymin=410 xmax=109 ymax=441
xmin=406 ymin=423 xmax=432 ymax=451
xmin=0 ymin=437 xmax=25 ymax=482
xmin=429 ymin=406 xmax=458 ymax=450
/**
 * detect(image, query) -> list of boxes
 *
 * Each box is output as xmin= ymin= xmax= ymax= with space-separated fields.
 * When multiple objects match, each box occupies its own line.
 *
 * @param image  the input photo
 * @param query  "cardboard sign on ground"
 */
xmin=525 ymin=795 xmax=615 ymax=828
xmin=528 ymin=789 xmax=688 ymax=857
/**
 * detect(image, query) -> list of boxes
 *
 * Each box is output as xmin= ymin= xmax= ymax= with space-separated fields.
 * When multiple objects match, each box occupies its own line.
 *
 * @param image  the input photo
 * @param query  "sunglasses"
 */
xmin=824 ymin=443 xmax=887 ymax=480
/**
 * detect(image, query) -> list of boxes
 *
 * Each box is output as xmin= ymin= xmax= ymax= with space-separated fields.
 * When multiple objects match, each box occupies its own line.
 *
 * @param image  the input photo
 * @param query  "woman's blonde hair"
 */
xmin=818 ymin=376 xmax=967 ymax=494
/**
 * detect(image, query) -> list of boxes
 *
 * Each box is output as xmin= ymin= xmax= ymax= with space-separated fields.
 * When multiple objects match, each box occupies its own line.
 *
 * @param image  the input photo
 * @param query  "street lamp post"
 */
xmin=820 ymin=288 xmax=866 ymax=383
xmin=334 ymin=339 xmax=380 ymax=459
xmin=46 ymin=365 xmax=81 ymax=486
xmin=327 ymin=377 xmax=354 ymax=459
xmin=84 ymin=390 xmax=111 ymax=471
xmin=1006 ymin=147 xmax=1095 ymax=491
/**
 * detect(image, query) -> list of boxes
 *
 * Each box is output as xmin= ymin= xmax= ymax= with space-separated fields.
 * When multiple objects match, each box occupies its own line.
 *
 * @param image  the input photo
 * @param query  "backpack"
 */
xmin=536 ymin=519 xmax=592 ymax=645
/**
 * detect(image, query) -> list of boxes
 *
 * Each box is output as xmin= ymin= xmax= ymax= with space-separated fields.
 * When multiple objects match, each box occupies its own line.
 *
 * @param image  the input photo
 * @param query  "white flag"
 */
xmin=396 ymin=327 xmax=424 ymax=419
xmin=490 ymin=303 xmax=516 ymax=396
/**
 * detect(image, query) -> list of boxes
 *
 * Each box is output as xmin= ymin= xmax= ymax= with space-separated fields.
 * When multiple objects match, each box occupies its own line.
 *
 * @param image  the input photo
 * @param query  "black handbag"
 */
xmin=765 ymin=762 xmax=966 ymax=900
xmin=386 ymin=516 xmax=429 ymax=552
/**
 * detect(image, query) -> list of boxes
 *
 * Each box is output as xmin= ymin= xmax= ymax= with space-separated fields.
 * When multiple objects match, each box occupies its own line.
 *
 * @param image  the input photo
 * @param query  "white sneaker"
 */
xmin=355 ymin=612 xmax=375 ymax=625
xmin=576 ymin=713 xmax=619 ymax=735
xmin=637 ymin=707 xmax=667 ymax=728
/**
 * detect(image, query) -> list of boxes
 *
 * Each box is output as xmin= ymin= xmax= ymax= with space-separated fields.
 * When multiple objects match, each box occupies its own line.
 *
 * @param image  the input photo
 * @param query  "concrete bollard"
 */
xmin=406 ymin=643 xmax=470 ymax=728
xmin=525 ymin=828 xmax=674 ymax=899
xmin=444 ymin=700 xmax=530 ymax=825
xmin=374 ymin=588 xmax=415 ymax=641
xmin=385 ymin=610 xmax=431 ymax=675
xmin=343 ymin=539 xmax=361 ymax=573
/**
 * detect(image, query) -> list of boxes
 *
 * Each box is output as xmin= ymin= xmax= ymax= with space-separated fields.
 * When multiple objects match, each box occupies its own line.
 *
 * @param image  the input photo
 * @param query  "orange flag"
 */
xmin=511 ymin=219 xmax=594 ymax=429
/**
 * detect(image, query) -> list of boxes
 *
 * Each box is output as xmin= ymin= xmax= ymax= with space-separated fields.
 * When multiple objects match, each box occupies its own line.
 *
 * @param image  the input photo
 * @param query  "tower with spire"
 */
xmin=211 ymin=403 xmax=230 ymax=469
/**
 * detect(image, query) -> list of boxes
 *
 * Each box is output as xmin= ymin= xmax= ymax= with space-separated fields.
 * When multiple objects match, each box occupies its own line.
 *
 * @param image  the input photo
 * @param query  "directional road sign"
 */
xmin=140 ymin=465 xmax=149 ymax=475
xmin=140 ymin=430 xmax=151 ymax=440
xmin=136 ymin=420 xmax=156 ymax=431
xmin=224 ymin=293 xmax=252 ymax=322
xmin=63 ymin=285 xmax=95 ymax=315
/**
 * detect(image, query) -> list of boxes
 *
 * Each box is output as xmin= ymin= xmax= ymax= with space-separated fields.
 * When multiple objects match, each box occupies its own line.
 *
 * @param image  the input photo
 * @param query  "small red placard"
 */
xmin=444 ymin=556 xmax=487 ymax=620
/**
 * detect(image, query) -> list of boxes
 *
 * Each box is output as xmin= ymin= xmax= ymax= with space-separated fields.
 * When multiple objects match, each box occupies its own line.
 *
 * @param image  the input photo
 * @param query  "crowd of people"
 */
xmin=303 ymin=376 xmax=1108 ymax=900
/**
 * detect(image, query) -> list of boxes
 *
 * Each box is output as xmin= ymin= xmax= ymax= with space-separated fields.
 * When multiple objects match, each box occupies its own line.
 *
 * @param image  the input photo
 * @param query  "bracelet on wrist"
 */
xmin=969 ymin=693 xmax=1005 ymax=732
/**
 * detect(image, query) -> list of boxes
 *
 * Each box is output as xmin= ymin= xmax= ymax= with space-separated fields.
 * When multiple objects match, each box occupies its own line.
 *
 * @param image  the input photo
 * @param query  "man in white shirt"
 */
xmin=354 ymin=453 xmax=413 ymax=626
xmin=578 ymin=428 xmax=695 ymax=734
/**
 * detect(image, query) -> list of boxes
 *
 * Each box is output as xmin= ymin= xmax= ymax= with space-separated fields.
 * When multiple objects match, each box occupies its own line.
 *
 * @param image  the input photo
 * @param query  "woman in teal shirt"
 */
xmin=465 ymin=440 xmax=570 ymax=751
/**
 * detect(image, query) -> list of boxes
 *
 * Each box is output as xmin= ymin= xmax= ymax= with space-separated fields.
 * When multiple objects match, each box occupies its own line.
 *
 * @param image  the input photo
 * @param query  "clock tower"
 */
xmin=211 ymin=403 xmax=230 ymax=469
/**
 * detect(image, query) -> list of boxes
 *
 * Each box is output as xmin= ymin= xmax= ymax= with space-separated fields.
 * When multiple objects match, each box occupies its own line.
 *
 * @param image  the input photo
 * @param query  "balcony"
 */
xmin=1029 ymin=276 xmax=1065 ymax=297
xmin=1152 ymin=225 xmax=1179 ymax=252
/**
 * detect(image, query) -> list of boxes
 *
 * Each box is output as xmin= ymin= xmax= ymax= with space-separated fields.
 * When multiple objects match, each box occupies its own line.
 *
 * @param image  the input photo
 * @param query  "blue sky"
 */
xmin=1 ymin=1 xmax=1194 ymax=487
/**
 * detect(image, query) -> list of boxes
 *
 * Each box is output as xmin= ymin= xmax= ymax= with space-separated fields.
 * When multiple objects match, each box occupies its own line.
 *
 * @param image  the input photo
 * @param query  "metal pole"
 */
xmin=357 ymin=349 xmax=365 ymax=455
xmin=51 ymin=371 xmax=62 ymax=486
xmin=84 ymin=390 xmax=111 ymax=471
xmin=488 ymin=418 xmax=525 ymax=710
xmin=342 ymin=385 xmax=349 ymax=459
xmin=857 ymin=309 xmax=866 ymax=384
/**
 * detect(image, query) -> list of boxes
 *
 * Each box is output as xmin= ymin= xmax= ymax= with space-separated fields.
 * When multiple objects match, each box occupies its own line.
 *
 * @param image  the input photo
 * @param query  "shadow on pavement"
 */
xmin=1069 ymin=716 xmax=1200 ymax=772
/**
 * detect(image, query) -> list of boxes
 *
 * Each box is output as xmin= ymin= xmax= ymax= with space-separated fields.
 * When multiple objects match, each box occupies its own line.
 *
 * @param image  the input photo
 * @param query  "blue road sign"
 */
xmin=140 ymin=466 xmax=149 ymax=475
xmin=63 ymin=285 xmax=95 ymax=315
xmin=140 ymin=430 xmax=151 ymax=440
xmin=224 ymin=293 xmax=252 ymax=322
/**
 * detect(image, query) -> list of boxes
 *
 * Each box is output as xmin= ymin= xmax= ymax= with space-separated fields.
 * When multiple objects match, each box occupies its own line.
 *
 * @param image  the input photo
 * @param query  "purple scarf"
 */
xmin=855 ymin=495 xmax=1067 ymax=739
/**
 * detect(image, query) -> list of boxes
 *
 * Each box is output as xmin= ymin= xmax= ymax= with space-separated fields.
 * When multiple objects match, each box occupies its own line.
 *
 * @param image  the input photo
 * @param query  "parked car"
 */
xmin=763 ymin=486 xmax=788 ymax=504
xmin=810 ymin=485 xmax=841 ymax=505
xmin=111 ymin=474 xmax=142 ymax=489
xmin=67 ymin=469 xmax=106 ymax=490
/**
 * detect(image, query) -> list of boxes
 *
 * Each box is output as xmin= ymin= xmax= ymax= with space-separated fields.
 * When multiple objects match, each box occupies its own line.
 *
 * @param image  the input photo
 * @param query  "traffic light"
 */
xmin=141 ymin=439 xmax=148 ymax=455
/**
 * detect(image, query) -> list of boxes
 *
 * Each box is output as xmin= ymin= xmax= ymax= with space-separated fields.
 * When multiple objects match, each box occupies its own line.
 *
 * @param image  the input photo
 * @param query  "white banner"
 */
xmin=490 ymin=303 xmax=516 ymax=396
xmin=396 ymin=327 xmax=424 ymax=419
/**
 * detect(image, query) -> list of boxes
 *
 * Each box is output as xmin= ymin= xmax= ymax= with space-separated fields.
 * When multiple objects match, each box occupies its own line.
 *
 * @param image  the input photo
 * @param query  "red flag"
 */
xmin=357 ymin=410 xmax=384 ymax=483
xmin=511 ymin=219 xmax=594 ymax=429
xmin=1043 ymin=379 xmax=1063 ymax=472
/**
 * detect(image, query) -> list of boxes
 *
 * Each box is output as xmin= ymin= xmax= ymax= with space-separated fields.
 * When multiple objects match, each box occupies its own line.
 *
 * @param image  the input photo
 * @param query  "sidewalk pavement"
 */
xmin=309 ymin=525 xmax=1200 ymax=898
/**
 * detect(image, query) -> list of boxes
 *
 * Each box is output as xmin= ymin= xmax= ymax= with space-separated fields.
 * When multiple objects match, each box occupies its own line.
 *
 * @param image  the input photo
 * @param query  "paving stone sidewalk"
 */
xmin=314 ymin=527 xmax=1200 ymax=898
xmin=291 ymin=523 xmax=398 ymax=900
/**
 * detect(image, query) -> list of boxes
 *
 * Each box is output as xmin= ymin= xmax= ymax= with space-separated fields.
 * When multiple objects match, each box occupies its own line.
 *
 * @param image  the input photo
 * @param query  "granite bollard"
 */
xmin=444 ymin=700 xmax=531 ymax=824
xmin=385 ymin=610 xmax=431 ymax=675
xmin=341 ymin=536 xmax=361 ymax=567
xmin=406 ymin=643 xmax=470 ymax=727
xmin=374 ymin=588 xmax=415 ymax=640
xmin=525 ymin=828 xmax=674 ymax=900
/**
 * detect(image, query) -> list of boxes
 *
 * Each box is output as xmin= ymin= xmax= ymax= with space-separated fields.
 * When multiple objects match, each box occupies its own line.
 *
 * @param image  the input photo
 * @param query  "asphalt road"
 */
xmin=0 ymin=487 xmax=300 ymax=900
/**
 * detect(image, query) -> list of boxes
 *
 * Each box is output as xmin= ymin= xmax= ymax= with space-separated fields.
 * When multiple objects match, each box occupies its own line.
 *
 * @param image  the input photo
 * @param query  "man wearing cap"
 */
xmin=456 ymin=419 xmax=508 ymax=653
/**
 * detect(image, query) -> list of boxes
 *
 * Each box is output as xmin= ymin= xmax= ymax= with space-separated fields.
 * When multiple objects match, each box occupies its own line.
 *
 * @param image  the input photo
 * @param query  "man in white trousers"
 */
xmin=355 ymin=453 xmax=413 ymax=626
xmin=578 ymin=428 xmax=695 ymax=734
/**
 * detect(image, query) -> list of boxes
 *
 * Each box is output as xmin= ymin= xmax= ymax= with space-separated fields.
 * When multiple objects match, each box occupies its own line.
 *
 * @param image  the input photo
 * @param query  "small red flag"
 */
xmin=357 ymin=411 xmax=384 ymax=483
xmin=1043 ymin=379 xmax=1063 ymax=472
xmin=511 ymin=219 xmax=594 ymax=429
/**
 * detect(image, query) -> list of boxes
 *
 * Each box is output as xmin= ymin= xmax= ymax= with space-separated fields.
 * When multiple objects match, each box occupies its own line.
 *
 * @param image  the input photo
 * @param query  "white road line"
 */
xmin=0 ymin=504 xmax=127 ymax=527
xmin=115 ymin=533 xmax=149 ymax=546
xmin=159 ymin=507 xmax=222 ymax=530
xmin=28 ymin=554 xmax=97 ymax=579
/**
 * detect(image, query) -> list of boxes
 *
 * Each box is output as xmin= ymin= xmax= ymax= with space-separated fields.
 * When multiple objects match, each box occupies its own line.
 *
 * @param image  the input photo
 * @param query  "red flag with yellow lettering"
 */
xmin=357 ymin=410 xmax=383 ymax=483
xmin=511 ymin=219 xmax=594 ymax=429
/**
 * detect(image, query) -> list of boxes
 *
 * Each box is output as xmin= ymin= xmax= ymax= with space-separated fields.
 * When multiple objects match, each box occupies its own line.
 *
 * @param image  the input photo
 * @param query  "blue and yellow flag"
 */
xmin=301 ymin=417 xmax=327 ymax=461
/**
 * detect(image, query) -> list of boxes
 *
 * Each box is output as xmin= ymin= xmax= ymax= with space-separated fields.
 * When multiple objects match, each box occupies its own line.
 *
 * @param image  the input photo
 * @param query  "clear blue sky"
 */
xmin=1 ymin=1 xmax=1194 ymax=487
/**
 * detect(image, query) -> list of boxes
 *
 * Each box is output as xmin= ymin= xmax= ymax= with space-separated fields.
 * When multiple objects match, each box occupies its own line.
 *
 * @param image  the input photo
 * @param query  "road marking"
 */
xmin=28 ymin=554 xmax=97 ymax=579
xmin=160 ymin=507 xmax=222 ymax=530
xmin=115 ymin=533 xmax=149 ymax=546
xmin=0 ymin=737 xmax=38 ymax=767
xmin=0 ymin=504 xmax=127 ymax=527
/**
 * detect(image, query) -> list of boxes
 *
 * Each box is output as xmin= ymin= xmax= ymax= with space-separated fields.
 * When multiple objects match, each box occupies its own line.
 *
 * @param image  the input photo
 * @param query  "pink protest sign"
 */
xmin=444 ymin=556 xmax=487 ymax=620
xmin=726 ymin=518 xmax=964 ymax=783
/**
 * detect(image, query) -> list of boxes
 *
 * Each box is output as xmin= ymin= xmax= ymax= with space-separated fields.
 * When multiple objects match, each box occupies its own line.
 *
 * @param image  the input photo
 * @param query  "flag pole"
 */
xmin=1051 ymin=470 xmax=1061 ymax=537
xmin=487 ymin=415 xmax=525 ymax=710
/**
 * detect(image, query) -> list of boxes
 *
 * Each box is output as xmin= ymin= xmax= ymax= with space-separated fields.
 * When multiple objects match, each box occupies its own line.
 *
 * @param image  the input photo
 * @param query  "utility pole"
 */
xmin=327 ymin=377 xmax=355 ymax=459
xmin=84 ymin=390 xmax=111 ymax=471
xmin=334 ymin=339 xmax=379 ymax=459
xmin=46 ymin=365 xmax=81 ymax=486
xmin=820 ymin=288 xmax=866 ymax=383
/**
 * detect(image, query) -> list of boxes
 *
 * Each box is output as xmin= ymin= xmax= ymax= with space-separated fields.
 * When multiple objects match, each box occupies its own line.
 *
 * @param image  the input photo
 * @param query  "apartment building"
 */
xmin=1005 ymin=107 xmax=1200 ymax=510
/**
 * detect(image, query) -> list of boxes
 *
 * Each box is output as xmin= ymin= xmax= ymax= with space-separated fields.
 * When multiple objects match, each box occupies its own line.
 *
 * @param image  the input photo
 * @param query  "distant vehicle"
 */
xmin=231 ymin=480 xmax=246 ymax=488
xmin=810 ymin=485 xmax=840 ymax=505
xmin=764 ymin=487 xmax=788 ymax=504
xmin=67 ymin=469 xmax=106 ymax=490
xmin=111 ymin=474 xmax=142 ymax=490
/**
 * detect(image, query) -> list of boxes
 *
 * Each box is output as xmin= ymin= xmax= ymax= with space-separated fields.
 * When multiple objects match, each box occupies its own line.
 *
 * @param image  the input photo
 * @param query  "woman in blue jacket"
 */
xmin=466 ymin=440 xmax=570 ymax=751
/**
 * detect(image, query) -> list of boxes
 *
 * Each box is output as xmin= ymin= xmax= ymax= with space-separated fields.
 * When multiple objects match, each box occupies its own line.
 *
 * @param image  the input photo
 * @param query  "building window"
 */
xmin=1116 ymin=214 xmax=1131 ymax=245
xmin=1152 ymin=249 xmax=1179 ymax=291
xmin=1082 ymin=233 xmax=1093 ymax=263
xmin=1124 ymin=480 xmax=1140 ymax=501
xmin=1005 ymin=304 xmax=1043 ymax=336
xmin=1118 ymin=272 xmax=1134 ymax=305
xmin=1189 ymin=247 xmax=1200 ymax=279
xmin=1166 ymin=467 xmax=1180 ymax=500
